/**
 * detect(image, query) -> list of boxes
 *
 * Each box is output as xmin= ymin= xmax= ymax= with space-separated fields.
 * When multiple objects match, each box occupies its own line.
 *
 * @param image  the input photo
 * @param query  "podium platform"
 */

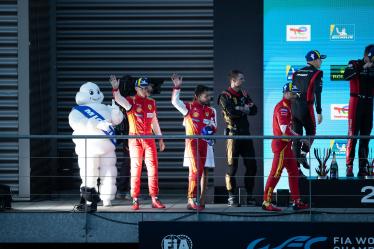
xmin=299 ymin=177 xmax=374 ymax=208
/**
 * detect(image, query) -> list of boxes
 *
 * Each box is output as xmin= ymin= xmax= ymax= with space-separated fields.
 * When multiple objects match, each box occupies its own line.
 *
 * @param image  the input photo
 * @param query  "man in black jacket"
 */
xmin=291 ymin=50 xmax=326 ymax=172
xmin=218 ymin=70 xmax=258 ymax=206
xmin=344 ymin=45 xmax=374 ymax=177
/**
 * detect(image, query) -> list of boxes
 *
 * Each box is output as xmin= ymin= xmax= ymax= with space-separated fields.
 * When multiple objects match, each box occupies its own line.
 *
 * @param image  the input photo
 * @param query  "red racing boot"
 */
xmin=151 ymin=196 xmax=166 ymax=209
xmin=131 ymin=198 xmax=140 ymax=211
xmin=187 ymin=198 xmax=203 ymax=211
xmin=292 ymin=200 xmax=309 ymax=210
xmin=262 ymin=201 xmax=282 ymax=212
xmin=346 ymin=165 xmax=354 ymax=177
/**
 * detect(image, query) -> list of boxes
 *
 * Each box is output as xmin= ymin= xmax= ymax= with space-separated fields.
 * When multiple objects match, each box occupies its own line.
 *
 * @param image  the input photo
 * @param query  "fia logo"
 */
xmin=161 ymin=234 xmax=193 ymax=249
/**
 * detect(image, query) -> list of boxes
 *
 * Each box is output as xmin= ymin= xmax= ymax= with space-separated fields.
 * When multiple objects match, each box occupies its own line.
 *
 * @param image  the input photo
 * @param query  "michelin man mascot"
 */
xmin=69 ymin=82 xmax=123 ymax=212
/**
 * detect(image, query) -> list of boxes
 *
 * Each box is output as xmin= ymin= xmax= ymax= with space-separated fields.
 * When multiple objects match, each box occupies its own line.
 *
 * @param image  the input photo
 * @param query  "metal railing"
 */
xmin=1 ymin=134 xmax=374 ymax=218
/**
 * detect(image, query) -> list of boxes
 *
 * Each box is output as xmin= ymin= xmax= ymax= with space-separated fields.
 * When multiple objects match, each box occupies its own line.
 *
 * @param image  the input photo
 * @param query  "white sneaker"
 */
xmin=103 ymin=200 xmax=112 ymax=207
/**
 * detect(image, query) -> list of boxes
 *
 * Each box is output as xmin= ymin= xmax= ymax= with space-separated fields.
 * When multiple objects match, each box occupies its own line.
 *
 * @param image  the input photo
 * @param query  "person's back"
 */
xmin=290 ymin=50 xmax=326 ymax=171
xmin=291 ymin=64 xmax=322 ymax=121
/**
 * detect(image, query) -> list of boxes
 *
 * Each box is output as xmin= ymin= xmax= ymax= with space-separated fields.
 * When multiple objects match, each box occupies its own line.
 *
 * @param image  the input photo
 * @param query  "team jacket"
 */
xmin=272 ymin=98 xmax=299 ymax=153
xmin=343 ymin=59 xmax=374 ymax=97
xmin=217 ymin=87 xmax=257 ymax=135
xmin=171 ymin=88 xmax=217 ymax=136
xmin=113 ymin=90 xmax=162 ymax=136
xmin=291 ymin=64 xmax=323 ymax=118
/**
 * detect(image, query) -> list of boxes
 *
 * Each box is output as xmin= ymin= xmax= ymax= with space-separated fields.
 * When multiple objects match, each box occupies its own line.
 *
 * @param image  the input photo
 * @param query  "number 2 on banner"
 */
xmin=361 ymin=186 xmax=374 ymax=203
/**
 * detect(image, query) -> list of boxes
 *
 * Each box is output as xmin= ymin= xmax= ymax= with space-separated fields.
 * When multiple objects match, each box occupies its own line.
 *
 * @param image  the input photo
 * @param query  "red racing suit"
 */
xmin=264 ymin=98 xmax=301 ymax=203
xmin=113 ymin=90 xmax=162 ymax=198
xmin=171 ymin=88 xmax=217 ymax=198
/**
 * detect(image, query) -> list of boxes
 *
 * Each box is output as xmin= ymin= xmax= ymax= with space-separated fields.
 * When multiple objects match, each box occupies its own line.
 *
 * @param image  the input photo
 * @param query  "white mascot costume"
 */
xmin=69 ymin=82 xmax=123 ymax=211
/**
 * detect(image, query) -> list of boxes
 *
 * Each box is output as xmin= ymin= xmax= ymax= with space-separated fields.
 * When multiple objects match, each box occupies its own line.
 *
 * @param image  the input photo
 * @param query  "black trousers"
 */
xmin=346 ymin=97 xmax=373 ymax=168
xmin=225 ymin=136 xmax=257 ymax=196
xmin=292 ymin=105 xmax=316 ymax=168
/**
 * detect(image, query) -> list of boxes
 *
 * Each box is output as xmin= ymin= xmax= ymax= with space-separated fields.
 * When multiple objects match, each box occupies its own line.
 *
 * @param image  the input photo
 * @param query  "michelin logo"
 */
xmin=330 ymin=24 xmax=354 ymax=40
xmin=162 ymin=234 xmax=193 ymax=249
xmin=247 ymin=236 xmax=327 ymax=249
xmin=330 ymin=139 xmax=347 ymax=156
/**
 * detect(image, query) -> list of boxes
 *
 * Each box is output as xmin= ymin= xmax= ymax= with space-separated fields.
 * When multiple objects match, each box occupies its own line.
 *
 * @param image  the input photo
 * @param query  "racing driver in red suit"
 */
xmin=263 ymin=83 xmax=309 ymax=212
xmin=111 ymin=75 xmax=166 ymax=210
xmin=171 ymin=73 xmax=217 ymax=210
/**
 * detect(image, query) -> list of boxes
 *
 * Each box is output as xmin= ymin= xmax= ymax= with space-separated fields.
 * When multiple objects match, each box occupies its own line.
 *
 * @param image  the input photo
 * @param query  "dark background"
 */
xmin=213 ymin=0 xmax=264 ymax=200
xmin=0 ymin=0 xmax=263 ymax=201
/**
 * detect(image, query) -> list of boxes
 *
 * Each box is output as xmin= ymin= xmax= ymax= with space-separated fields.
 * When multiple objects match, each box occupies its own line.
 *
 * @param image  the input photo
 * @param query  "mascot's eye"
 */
xmin=97 ymin=90 xmax=100 ymax=94
xmin=89 ymin=90 xmax=94 ymax=95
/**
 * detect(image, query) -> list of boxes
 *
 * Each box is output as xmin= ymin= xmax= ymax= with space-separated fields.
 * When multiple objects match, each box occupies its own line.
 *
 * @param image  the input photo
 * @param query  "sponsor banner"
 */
xmin=286 ymin=25 xmax=311 ymax=41
xmin=139 ymin=222 xmax=374 ymax=249
xmin=286 ymin=65 xmax=303 ymax=80
xmin=330 ymin=139 xmax=347 ymax=156
xmin=331 ymin=104 xmax=349 ymax=120
xmin=330 ymin=65 xmax=347 ymax=81
xmin=330 ymin=24 xmax=355 ymax=40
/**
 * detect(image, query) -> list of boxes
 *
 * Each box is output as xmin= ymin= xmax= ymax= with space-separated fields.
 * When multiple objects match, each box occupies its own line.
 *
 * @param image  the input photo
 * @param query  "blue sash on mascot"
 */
xmin=73 ymin=105 xmax=116 ymax=146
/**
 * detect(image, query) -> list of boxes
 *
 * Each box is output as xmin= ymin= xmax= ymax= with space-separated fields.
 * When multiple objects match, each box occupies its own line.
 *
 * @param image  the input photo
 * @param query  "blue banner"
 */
xmin=264 ymin=0 xmax=374 ymax=189
xmin=73 ymin=105 xmax=116 ymax=145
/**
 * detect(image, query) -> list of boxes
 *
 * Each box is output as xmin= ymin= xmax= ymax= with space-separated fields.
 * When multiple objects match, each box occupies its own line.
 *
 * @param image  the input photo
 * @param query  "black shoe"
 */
xmin=297 ymin=154 xmax=310 ymax=169
xmin=73 ymin=202 xmax=97 ymax=213
xmin=80 ymin=187 xmax=101 ymax=203
xmin=90 ymin=202 xmax=98 ymax=212
xmin=357 ymin=168 xmax=368 ymax=178
xmin=228 ymin=194 xmax=239 ymax=207
xmin=79 ymin=196 xmax=85 ymax=205
xmin=246 ymin=197 xmax=257 ymax=206
xmin=292 ymin=200 xmax=308 ymax=211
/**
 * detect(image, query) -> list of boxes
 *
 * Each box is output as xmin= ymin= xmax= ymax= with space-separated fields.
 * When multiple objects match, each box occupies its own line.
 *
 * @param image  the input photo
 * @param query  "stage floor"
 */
xmin=2 ymin=198 xmax=374 ymax=243
xmin=8 ymin=198 xmax=374 ymax=215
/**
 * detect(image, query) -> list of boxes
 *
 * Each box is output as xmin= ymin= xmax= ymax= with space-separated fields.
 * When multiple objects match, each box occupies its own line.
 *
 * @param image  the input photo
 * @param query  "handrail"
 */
xmin=1 ymin=134 xmax=373 ymax=139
